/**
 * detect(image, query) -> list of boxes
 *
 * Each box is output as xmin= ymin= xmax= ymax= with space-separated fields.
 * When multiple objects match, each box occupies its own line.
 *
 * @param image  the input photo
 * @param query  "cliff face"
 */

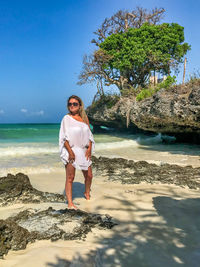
xmin=87 ymin=84 xmax=200 ymax=142
xmin=87 ymin=96 xmax=137 ymax=130
xmin=131 ymin=86 xmax=200 ymax=133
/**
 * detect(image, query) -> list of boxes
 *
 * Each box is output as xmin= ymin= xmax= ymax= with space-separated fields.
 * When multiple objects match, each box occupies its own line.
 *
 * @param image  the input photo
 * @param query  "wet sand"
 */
xmin=1 ymin=168 xmax=200 ymax=266
xmin=95 ymin=145 xmax=200 ymax=168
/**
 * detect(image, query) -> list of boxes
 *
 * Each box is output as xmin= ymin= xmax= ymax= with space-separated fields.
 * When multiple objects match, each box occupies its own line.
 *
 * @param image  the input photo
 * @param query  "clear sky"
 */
xmin=0 ymin=0 xmax=199 ymax=123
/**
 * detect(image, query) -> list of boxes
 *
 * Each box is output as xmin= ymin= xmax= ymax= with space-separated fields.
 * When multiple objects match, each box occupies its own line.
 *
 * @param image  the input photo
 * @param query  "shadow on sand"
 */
xmin=62 ymin=182 xmax=85 ymax=201
xmin=46 ymin=188 xmax=200 ymax=267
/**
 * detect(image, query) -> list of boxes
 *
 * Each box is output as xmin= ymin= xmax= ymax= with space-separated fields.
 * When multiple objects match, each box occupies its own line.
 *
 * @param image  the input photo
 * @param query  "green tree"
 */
xmin=99 ymin=23 xmax=190 ymax=89
xmin=78 ymin=7 xmax=166 ymax=98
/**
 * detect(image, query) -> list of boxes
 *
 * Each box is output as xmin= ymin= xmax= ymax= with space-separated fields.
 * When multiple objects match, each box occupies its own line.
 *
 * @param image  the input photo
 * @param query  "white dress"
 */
xmin=59 ymin=114 xmax=95 ymax=170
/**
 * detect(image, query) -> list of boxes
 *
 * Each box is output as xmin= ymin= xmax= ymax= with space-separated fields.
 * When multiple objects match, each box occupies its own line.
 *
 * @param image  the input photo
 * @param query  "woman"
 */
xmin=59 ymin=95 xmax=95 ymax=209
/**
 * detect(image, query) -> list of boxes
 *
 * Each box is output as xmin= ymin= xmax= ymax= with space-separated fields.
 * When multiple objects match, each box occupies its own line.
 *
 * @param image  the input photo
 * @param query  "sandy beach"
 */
xmin=1 ymin=1 xmax=200 ymax=266
xmin=1 ymin=166 xmax=200 ymax=267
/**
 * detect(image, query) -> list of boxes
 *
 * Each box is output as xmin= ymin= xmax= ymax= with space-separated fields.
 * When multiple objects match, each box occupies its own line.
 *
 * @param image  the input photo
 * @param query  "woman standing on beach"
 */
xmin=59 ymin=95 xmax=95 ymax=209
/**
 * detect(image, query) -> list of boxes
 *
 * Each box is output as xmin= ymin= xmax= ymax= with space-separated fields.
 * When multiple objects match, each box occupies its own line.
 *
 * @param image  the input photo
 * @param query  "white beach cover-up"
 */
xmin=59 ymin=114 xmax=95 ymax=170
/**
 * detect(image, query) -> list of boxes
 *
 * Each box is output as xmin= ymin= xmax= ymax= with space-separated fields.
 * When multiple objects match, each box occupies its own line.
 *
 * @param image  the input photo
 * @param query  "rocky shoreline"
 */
xmin=0 ymin=172 xmax=65 ymax=207
xmin=0 ymin=171 xmax=116 ymax=259
xmin=0 ymin=207 xmax=115 ymax=259
xmin=1 ymin=156 xmax=200 ymax=209
xmin=87 ymin=84 xmax=200 ymax=143
xmin=1 ymin=155 xmax=200 ymax=259
xmin=91 ymin=156 xmax=200 ymax=189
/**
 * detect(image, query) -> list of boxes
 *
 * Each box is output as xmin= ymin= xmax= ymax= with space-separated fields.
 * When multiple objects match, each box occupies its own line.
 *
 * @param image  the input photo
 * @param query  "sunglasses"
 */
xmin=68 ymin=102 xmax=79 ymax=107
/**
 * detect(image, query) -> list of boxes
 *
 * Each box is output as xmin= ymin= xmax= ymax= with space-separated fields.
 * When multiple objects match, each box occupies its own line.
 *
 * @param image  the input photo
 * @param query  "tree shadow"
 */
xmin=46 ymin=251 xmax=98 ymax=267
xmin=46 ymin=255 xmax=71 ymax=267
xmin=46 ymin=192 xmax=200 ymax=267
xmin=137 ymin=142 xmax=200 ymax=157
xmin=152 ymin=196 xmax=200 ymax=267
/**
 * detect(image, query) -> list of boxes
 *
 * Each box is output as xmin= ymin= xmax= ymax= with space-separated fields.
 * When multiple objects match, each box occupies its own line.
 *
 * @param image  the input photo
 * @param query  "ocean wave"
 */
xmin=95 ymin=139 xmax=139 ymax=150
xmin=136 ymin=133 xmax=176 ymax=145
xmin=94 ymin=134 xmax=175 ymax=150
xmin=0 ymin=146 xmax=59 ymax=157
xmin=0 ymin=165 xmax=64 ymax=176
xmin=0 ymin=134 xmax=176 ymax=158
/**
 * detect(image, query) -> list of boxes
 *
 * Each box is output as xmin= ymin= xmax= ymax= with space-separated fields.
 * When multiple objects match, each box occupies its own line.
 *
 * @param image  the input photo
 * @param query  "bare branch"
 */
xmin=78 ymin=7 xmax=166 ymax=93
xmin=92 ymin=7 xmax=165 ymax=45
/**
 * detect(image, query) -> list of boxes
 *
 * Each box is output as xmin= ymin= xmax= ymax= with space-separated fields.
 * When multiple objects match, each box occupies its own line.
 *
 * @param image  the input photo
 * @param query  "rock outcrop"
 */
xmin=0 ymin=207 xmax=115 ymax=258
xmin=0 ymin=172 xmax=116 ymax=258
xmin=0 ymin=173 xmax=65 ymax=207
xmin=87 ymin=84 xmax=200 ymax=142
xmin=1 ymin=156 xmax=200 ymax=258
xmin=92 ymin=156 xmax=200 ymax=189
xmin=87 ymin=96 xmax=138 ymax=131
xmin=131 ymin=86 xmax=200 ymax=142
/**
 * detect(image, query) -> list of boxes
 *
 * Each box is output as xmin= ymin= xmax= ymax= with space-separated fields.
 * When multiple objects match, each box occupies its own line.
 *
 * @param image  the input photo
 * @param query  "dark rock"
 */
xmin=131 ymin=87 xmax=200 ymax=142
xmin=92 ymin=156 xmax=200 ymax=189
xmin=0 ymin=207 xmax=116 ymax=258
xmin=0 ymin=219 xmax=29 ymax=258
xmin=87 ymin=85 xmax=200 ymax=143
xmin=0 ymin=173 xmax=65 ymax=207
xmin=87 ymin=96 xmax=149 ymax=133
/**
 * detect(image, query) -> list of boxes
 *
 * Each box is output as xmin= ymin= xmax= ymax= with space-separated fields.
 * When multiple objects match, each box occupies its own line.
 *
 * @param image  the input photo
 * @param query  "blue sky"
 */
xmin=0 ymin=0 xmax=199 ymax=123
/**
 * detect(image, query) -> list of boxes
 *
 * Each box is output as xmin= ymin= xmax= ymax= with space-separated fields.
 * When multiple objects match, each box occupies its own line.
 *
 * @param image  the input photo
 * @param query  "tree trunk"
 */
xmin=182 ymin=57 xmax=187 ymax=85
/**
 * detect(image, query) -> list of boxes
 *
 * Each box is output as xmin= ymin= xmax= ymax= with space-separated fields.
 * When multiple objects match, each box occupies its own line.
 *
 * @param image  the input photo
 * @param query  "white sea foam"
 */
xmin=94 ymin=133 xmax=175 ymax=151
xmin=136 ymin=133 xmax=163 ymax=145
xmin=0 ymin=145 xmax=59 ymax=158
xmin=95 ymin=139 xmax=139 ymax=151
xmin=136 ymin=133 xmax=176 ymax=145
xmin=0 ymin=165 xmax=64 ymax=176
xmin=0 ymin=135 xmax=172 ymax=158
xmin=0 ymin=139 xmax=140 ymax=158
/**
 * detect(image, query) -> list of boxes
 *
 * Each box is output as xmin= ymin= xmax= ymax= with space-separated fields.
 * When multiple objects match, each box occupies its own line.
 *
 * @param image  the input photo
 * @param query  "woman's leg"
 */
xmin=82 ymin=166 xmax=93 ymax=200
xmin=65 ymin=163 xmax=77 ymax=209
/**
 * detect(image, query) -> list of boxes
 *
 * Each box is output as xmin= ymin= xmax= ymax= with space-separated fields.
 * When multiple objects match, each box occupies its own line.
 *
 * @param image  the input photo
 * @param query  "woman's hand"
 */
xmin=85 ymin=148 xmax=91 ymax=161
xmin=68 ymin=150 xmax=75 ymax=163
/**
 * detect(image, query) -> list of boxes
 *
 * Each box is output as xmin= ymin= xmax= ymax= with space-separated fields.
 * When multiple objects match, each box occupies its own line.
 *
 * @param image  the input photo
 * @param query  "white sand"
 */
xmin=95 ymin=146 xmax=200 ymax=167
xmin=1 ymin=169 xmax=200 ymax=267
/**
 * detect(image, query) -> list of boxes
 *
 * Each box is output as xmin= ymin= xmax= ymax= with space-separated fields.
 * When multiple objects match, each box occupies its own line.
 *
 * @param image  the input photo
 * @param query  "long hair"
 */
xmin=67 ymin=95 xmax=88 ymax=124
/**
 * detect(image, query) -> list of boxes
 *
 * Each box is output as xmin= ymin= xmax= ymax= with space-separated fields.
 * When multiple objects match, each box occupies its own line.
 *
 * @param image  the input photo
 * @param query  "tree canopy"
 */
xmin=78 ymin=7 xmax=190 ymax=96
xmin=99 ymin=23 xmax=190 ymax=88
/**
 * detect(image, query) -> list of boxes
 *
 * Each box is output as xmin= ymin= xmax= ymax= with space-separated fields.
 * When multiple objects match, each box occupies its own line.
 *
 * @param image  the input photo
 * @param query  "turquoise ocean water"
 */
xmin=0 ymin=123 xmax=130 ymax=174
xmin=0 ymin=123 xmax=199 ymax=176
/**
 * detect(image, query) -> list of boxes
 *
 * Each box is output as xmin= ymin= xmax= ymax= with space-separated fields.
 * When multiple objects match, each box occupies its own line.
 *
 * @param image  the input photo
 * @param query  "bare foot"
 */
xmin=84 ymin=192 xmax=90 ymax=200
xmin=68 ymin=203 xmax=78 ymax=210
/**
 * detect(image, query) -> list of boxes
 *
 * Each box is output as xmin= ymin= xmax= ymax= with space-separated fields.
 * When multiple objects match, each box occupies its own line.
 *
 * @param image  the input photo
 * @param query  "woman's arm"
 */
xmin=64 ymin=140 xmax=73 ymax=153
xmin=64 ymin=140 xmax=75 ymax=162
xmin=86 ymin=116 xmax=92 ymax=150
xmin=59 ymin=117 xmax=75 ymax=162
